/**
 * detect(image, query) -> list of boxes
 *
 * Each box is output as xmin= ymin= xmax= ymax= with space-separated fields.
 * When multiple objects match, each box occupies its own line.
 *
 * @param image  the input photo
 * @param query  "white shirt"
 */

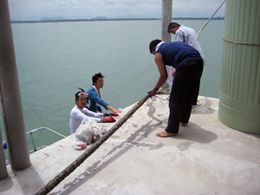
xmin=175 ymin=25 xmax=205 ymax=60
xmin=156 ymin=41 xmax=174 ymax=85
xmin=69 ymin=105 xmax=103 ymax=134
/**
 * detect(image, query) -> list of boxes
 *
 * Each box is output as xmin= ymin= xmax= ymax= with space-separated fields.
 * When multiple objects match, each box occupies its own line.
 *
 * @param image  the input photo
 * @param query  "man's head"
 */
xmin=92 ymin=72 xmax=104 ymax=89
xmin=75 ymin=90 xmax=88 ymax=108
xmin=168 ymin=22 xmax=180 ymax=34
xmin=149 ymin=39 xmax=162 ymax=54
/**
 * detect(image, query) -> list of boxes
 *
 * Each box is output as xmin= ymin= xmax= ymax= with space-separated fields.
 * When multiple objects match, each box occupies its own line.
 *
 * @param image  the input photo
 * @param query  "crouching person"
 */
xmin=69 ymin=88 xmax=116 ymax=135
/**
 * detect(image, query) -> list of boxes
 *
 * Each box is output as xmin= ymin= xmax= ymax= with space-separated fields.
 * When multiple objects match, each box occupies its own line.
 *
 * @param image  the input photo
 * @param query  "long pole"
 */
xmin=35 ymin=93 xmax=151 ymax=195
xmin=197 ymin=0 xmax=226 ymax=36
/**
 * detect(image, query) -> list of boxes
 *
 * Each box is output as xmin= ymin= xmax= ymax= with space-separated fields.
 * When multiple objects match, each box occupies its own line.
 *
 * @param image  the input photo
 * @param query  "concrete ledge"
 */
xmin=1 ymin=95 xmax=260 ymax=195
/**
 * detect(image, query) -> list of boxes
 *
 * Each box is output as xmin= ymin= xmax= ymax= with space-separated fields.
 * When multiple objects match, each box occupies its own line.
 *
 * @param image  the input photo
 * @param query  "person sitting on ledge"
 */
xmin=69 ymin=88 xmax=116 ymax=134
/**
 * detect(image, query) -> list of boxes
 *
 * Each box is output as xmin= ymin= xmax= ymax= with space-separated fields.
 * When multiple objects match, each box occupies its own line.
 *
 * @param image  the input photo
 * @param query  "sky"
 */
xmin=8 ymin=0 xmax=226 ymax=21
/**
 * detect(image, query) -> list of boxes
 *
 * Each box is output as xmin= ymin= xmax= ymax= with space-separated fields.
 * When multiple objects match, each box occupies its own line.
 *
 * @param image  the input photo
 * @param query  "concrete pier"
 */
xmin=0 ymin=94 xmax=259 ymax=194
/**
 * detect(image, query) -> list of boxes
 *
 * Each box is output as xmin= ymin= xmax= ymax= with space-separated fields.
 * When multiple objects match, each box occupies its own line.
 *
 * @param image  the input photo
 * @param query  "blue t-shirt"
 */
xmin=156 ymin=42 xmax=201 ymax=69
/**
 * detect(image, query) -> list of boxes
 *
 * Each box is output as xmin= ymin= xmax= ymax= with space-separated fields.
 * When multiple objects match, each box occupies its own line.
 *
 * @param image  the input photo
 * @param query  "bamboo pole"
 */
xmin=35 ymin=93 xmax=151 ymax=195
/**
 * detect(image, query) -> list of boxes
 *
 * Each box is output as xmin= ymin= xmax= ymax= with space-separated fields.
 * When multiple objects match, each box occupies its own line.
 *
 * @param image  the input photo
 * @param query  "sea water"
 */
xmin=1 ymin=19 xmax=224 ymax=152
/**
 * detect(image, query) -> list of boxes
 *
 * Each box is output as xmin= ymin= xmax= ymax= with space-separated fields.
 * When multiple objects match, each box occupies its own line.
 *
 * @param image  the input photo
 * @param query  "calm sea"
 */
xmin=1 ymin=19 xmax=224 ymax=152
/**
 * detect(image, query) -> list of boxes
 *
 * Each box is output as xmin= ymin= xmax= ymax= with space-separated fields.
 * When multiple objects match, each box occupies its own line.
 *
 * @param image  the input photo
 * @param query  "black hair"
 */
xmin=75 ymin=87 xmax=85 ymax=101
xmin=167 ymin=22 xmax=180 ymax=33
xmin=92 ymin=72 xmax=104 ymax=85
xmin=149 ymin=39 xmax=162 ymax=54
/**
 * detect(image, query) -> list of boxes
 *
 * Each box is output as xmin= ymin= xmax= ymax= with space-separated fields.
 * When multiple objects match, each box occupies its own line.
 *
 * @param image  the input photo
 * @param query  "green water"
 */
xmin=1 ymin=19 xmax=224 ymax=155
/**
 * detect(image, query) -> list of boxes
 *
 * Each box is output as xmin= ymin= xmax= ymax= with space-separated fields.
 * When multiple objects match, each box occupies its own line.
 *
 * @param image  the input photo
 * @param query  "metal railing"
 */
xmin=3 ymin=127 xmax=66 ymax=165
xmin=26 ymin=127 xmax=66 ymax=153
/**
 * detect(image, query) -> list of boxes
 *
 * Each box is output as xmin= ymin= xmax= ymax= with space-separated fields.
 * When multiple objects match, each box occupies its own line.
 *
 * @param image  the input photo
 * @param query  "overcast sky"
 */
xmin=8 ymin=0 xmax=226 ymax=21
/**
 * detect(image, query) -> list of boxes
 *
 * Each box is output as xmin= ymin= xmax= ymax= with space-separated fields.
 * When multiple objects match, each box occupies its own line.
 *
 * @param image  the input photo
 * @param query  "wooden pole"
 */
xmin=35 ymin=93 xmax=151 ymax=195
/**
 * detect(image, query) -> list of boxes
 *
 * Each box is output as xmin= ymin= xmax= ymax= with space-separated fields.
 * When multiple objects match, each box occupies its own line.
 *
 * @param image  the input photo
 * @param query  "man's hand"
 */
xmin=172 ymin=69 xmax=176 ymax=77
xmin=112 ymin=108 xmax=122 ymax=113
xmin=147 ymin=88 xmax=157 ymax=97
xmin=107 ymin=105 xmax=122 ymax=113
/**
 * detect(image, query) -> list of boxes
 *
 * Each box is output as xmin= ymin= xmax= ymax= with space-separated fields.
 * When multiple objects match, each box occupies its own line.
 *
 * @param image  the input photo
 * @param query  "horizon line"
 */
xmin=11 ymin=16 xmax=225 ymax=23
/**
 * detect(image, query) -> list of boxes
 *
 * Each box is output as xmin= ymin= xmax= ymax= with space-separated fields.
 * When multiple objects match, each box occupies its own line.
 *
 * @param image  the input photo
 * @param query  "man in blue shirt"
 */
xmin=148 ymin=40 xmax=203 ymax=137
xmin=86 ymin=73 xmax=121 ymax=114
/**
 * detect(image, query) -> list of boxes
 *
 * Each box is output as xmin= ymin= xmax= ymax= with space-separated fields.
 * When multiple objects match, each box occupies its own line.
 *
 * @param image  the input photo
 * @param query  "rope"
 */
xmin=35 ymin=93 xmax=151 ymax=195
xmin=222 ymin=36 xmax=260 ymax=47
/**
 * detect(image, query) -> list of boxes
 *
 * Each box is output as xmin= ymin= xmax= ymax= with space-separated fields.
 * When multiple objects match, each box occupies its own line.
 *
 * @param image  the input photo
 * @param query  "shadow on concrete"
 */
xmin=175 ymin=122 xmax=218 ymax=144
xmin=0 ymin=165 xmax=44 ymax=194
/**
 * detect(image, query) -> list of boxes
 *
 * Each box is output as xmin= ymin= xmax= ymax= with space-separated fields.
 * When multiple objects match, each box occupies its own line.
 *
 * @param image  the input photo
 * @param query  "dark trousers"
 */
xmin=166 ymin=59 xmax=204 ymax=134
xmin=192 ymin=79 xmax=200 ymax=105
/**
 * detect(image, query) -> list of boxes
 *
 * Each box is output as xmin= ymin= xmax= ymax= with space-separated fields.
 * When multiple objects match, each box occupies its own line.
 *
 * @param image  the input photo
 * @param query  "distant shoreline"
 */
xmin=11 ymin=17 xmax=224 ymax=24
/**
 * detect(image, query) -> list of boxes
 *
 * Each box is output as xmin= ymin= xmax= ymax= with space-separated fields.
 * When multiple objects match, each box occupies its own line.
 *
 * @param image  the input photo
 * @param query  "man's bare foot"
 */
xmin=156 ymin=131 xmax=176 ymax=137
xmin=180 ymin=122 xmax=187 ymax=126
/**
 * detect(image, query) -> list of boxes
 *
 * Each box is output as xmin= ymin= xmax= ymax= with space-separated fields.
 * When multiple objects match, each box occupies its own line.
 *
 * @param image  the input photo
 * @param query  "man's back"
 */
xmin=156 ymin=42 xmax=202 ymax=69
xmin=175 ymin=25 xmax=205 ymax=60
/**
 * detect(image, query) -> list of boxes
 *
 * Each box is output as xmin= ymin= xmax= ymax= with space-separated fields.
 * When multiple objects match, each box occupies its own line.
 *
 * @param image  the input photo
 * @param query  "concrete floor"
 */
xmin=1 ymin=95 xmax=260 ymax=195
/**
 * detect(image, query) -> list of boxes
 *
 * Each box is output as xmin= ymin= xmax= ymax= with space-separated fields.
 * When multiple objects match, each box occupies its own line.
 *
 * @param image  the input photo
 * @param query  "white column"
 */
xmin=161 ymin=0 xmax=172 ymax=42
xmin=161 ymin=0 xmax=172 ymax=93
xmin=0 ymin=0 xmax=31 ymax=170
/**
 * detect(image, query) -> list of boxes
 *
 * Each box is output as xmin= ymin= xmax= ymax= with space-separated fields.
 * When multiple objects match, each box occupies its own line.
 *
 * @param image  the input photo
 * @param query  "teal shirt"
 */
xmin=86 ymin=86 xmax=109 ymax=112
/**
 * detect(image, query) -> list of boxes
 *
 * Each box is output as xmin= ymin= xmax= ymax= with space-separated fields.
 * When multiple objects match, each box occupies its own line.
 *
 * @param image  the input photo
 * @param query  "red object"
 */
xmin=103 ymin=116 xmax=116 ymax=122
xmin=106 ymin=112 xmax=119 ymax=117
xmin=109 ymin=112 xmax=119 ymax=116
xmin=78 ymin=144 xmax=87 ymax=149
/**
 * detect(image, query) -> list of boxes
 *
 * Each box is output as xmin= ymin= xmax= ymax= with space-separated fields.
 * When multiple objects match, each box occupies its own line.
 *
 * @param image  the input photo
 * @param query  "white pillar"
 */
xmin=161 ymin=0 xmax=172 ymax=42
xmin=161 ymin=0 xmax=172 ymax=93
xmin=0 ymin=0 xmax=31 ymax=170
